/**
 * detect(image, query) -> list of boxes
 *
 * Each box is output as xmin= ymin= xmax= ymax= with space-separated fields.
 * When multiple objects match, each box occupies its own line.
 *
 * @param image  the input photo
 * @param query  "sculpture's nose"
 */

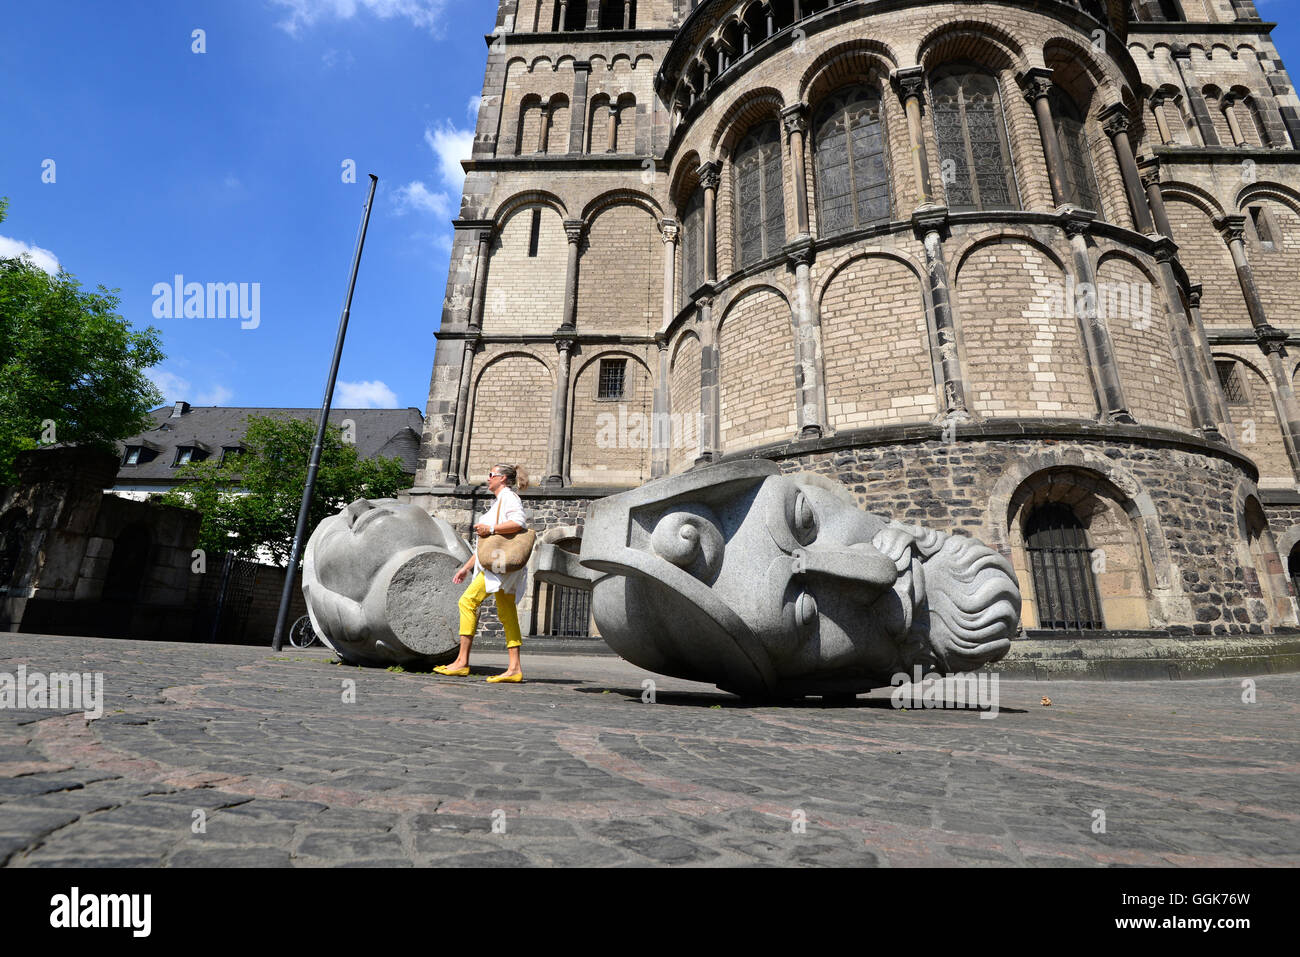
xmin=791 ymin=543 xmax=897 ymax=589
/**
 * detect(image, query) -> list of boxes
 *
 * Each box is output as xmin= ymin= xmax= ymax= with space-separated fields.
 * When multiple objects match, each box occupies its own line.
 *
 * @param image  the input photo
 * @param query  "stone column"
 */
xmin=468 ymin=230 xmax=492 ymax=330
xmin=555 ymin=0 xmax=567 ymax=32
xmin=913 ymin=206 xmax=970 ymax=419
xmin=893 ymin=67 xmax=935 ymax=207
xmin=1099 ymin=104 xmax=1156 ymax=234
xmin=787 ymin=238 xmax=827 ymax=437
xmin=1138 ymin=156 xmax=1174 ymax=239
xmin=1172 ymin=46 xmax=1220 ymax=146
xmin=651 ymin=334 xmax=671 ymax=478
xmin=1221 ymin=93 xmax=1247 ymax=146
xmin=446 ymin=336 xmax=480 ymax=484
xmin=539 ymin=97 xmax=553 ymax=154
xmin=696 ymin=293 xmax=722 ymax=464
xmin=780 ymin=103 xmax=811 ymax=236
xmin=1063 ymin=209 xmax=1135 ymax=423
xmin=700 ymin=162 xmax=721 ymax=282
xmin=765 ymin=4 xmax=775 ymax=37
xmin=1149 ymin=93 xmax=1173 ymax=145
xmin=1216 ymin=213 xmax=1300 ymax=469
xmin=543 ymin=337 xmax=574 ymax=487
xmin=624 ymin=0 xmax=632 ymax=29
xmin=560 ymin=219 xmax=586 ymax=332
xmin=570 ymin=61 xmax=591 ymax=154
xmin=1187 ymin=283 xmax=1233 ymax=433
xmin=606 ymin=100 xmax=619 ymax=152
xmin=1151 ymin=239 xmax=1223 ymax=441
xmin=1021 ymin=68 xmax=1071 ymax=208
xmin=660 ymin=219 xmax=679 ymax=329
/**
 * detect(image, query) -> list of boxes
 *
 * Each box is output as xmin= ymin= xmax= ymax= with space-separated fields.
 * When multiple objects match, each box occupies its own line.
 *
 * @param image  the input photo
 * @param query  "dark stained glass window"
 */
xmin=813 ymin=86 xmax=890 ymax=236
xmin=733 ymin=121 xmax=786 ymax=267
xmin=932 ymin=69 xmax=1019 ymax=212
xmin=680 ymin=182 xmax=706 ymax=299
xmin=1051 ymin=88 xmax=1101 ymax=214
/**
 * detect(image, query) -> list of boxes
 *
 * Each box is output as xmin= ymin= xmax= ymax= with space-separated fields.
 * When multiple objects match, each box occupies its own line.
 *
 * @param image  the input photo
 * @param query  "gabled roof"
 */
xmin=115 ymin=404 xmax=424 ymax=483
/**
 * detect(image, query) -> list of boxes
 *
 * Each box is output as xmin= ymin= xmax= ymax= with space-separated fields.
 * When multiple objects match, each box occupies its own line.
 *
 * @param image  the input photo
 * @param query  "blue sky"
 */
xmin=1 ymin=1 xmax=1297 ymax=414
xmin=1 ymin=0 xmax=491 ymax=413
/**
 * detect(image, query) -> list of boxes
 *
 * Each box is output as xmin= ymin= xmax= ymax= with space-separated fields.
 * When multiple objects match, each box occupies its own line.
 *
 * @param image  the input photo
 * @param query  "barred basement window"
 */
xmin=813 ymin=85 xmax=890 ymax=237
xmin=733 ymin=120 xmax=785 ymax=267
xmin=528 ymin=208 xmax=542 ymax=257
xmin=932 ymin=68 xmax=1019 ymax=212
xmin=1216 ymin=360 xmax=1249 ymax=406
xmin=597 ymin=358 xmax=627 ymax=399
xmin=1025 ymin=503 xmax=1105 ymax=630
xmin=1051 ymin=88 xmax=1101 ymax=215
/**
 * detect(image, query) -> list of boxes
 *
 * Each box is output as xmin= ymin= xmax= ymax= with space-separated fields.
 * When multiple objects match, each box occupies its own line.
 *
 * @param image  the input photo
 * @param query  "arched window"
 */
xmin=680 ymin=183 xmax=706 ymax=299
xmin=813 ymin=85 xmax=890 ymax=236
xmin=1051 ymin=88 xmax=1101 ymax=214
xmin=733 ymin=121 xmax=785 ymax=266
xmin=1025 ymin=503 xmax=1105 ymax=629
xmin=932 ymin=68 xmax=1019 ymax=212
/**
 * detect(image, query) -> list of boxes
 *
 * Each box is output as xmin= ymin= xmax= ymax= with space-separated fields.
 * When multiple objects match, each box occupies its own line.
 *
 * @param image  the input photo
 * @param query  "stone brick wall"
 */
xmin=569 ymin=348 xmax=655 ymax=484
xmin=482 ymin=205 xmax=568 ymax=333
xmin=575 ymin=202 xmax=661 ymax=334
xmin=668 ymin=333 xmax=703 ymax=472
xmin=718 ymin=286 xmax=798 ymax=452
xmin=466 ymin=354 xmax=554 ymax=481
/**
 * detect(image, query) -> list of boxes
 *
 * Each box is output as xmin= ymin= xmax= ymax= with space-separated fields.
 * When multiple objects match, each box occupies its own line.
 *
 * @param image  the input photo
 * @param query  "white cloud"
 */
xmin=393 ymin=181 xmax=452 ymax=218
xmin=424 ymin=121 xmax=473 ymax=192
xmin=0 ymin=235 xmax=60 ymax=275
xmin=197 ymin=384 xmax=235 ymax=406
xmin=337 ymin=379 xmax=399 ymax=408
xmin=466 ymin=95 xmax=482 ymax=121
xmin=270 ymin=0 xmax=449 ymax=36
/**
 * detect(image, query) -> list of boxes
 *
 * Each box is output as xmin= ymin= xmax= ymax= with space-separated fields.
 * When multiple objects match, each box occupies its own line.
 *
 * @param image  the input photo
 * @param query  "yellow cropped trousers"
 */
xmin=457 ymin=572 xmax=522 ymax=648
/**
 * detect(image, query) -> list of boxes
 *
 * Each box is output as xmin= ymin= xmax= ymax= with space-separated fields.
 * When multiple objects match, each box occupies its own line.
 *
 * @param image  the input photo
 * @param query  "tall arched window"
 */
xmin=680 ymin=183 xmax=706 ymax=299
xmin=932 ymin=68 xmax=1019 ymax=212
xmin=813 ymin=85 xmax=890 ymax=236
xmin=733 ymin=121 xmax=785 ymax=266
xmin=1051 ymin=88 xmax=1101 ymax=214
xmin=1025 ymin=503 xmax=1105 ymax=629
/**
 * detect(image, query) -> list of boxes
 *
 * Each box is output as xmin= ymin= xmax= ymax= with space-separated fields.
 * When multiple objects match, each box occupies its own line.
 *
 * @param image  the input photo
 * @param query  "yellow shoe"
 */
xmin=485 ymin=672 xmax=523 ymax=683
xmin=433 ymin=665 xmax=470 ymax=676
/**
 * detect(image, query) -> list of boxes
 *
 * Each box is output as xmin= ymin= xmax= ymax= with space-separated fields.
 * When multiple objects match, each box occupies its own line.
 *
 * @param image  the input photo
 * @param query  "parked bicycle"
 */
xmin=288 ymin=614 xmax=322 ymax=649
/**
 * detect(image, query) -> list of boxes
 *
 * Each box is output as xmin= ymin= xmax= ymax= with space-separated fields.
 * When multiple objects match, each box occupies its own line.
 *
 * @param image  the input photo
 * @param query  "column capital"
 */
xmin=1137 ymin=154 xmax=1162 ymax=189
xmin=1188 ymin=283 xmax=1203 ymax=309
xmin=654 ymin=331 xmax=670 ymax=351
xmin=1150 ymin=236 xmax=1180 ymax=264
xmin=573 ymin=59 xmax=591 ymax=73
xmin=691 ymin=285 xmax=716 ymax=310
xmin=1148 ymin=90 xmax=1168 ymax=107
xmin=1170 ymin=43 xmax=1192 ymax=60
xmin=1060 ymin=206 xmax=1098 ymax=238
xmin=1220 ymin=91 xmax=1239 ymax=108
xmin=554 ymin=335 xmax=576 ymax=354
xmin=1214 ymin=213 xmax=1247 ymax=243
xmin=476 ymin=228 xmax=495 ymax=246
xmin=1255 ymin=324 xmax=1290 ymax=356
xmin=892 ymin=66 xmax=927 ymax=102
xmin=698 ymin=162 xmax=722 ymax=191
xmin=660 ymin=218 xmax=680 ymax=244
xmin=785 ymin=236 xmax=815 ymax=268
xmin=911 ymin=204 xmax=950 ymax=238
xmin=780 ymin=102 xmax=808 ymax=137
xmin=1018 ymin=67 xmax=1055 ymax=103
xmin=1099 ymin=102 xmax=1131 ymax=138
xmin=563 ymin=219 xmax=587 ymax=243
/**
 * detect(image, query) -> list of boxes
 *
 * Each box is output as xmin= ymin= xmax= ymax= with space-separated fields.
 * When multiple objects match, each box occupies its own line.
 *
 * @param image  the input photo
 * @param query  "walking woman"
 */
xmin=436 ymin=463 xmax=530 ymax=683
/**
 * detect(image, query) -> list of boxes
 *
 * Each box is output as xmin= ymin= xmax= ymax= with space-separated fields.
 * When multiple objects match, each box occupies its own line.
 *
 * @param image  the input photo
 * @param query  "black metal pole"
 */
xmin=271 ymin=174 xmax=378 ymax=650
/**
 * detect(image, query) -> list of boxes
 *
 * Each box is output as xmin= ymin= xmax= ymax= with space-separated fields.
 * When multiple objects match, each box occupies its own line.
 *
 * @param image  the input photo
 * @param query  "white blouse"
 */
xmin=474 ymin=487 xmax=529 ymax=600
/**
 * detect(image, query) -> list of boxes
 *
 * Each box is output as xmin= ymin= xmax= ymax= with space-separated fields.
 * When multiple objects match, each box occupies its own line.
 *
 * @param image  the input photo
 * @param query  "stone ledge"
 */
xmin=995 ymin=634 xmax=1300 ymax=680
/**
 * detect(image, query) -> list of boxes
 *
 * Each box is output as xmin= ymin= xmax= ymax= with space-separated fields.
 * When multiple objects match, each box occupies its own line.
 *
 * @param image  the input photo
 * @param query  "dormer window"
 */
xmin=219 ymin=446 xmax=245 ymax=467
xmin=173 ymin=445 xmax=208 ymax=467
xmin=123 ymin=447 xmax=142 ymax=466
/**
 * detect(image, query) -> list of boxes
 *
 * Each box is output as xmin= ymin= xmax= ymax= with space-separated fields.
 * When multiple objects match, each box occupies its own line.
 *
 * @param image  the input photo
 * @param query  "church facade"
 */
xmin=409 ymin=0 xmax=1300 ymax=648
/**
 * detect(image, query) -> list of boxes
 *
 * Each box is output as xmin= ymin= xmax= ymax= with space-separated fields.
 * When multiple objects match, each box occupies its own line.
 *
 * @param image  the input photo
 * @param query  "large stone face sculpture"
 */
xmin=539 ymin=460 xmax=1020 ymax=698
xmin=302 ymin=498 xmax=470 ymax=667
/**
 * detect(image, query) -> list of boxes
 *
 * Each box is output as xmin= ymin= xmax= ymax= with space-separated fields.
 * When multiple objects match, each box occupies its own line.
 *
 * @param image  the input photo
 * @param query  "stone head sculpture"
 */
xmin=551 ymin=460 xmax=1020 ymax=698
xmin=302 ymin=498 xmax=471 ymax=667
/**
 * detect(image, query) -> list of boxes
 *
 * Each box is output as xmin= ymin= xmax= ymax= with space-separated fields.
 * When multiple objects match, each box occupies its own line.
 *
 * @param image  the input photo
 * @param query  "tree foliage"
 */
xmin=0 ymin=198 xmax=164 ymax=485
xmin=162 ymin=414 xmax=410 ymax=566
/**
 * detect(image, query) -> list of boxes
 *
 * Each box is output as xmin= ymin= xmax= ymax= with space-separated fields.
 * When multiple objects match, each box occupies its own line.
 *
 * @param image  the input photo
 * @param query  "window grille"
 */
xmin=1216 ymin=360 xmax=1249 ymax=406
xmin=597 ymin=358 xmax=627 ymax=399
xmin=1025 ymin=503 xmax=1105 ymax=630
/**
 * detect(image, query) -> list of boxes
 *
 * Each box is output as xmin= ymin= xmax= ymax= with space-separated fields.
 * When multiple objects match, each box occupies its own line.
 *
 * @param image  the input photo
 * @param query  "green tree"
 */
xmin=162 ymin=414 xmax=410 ymax=566
xmin=0 ymin=198 xmax=164 ymax=485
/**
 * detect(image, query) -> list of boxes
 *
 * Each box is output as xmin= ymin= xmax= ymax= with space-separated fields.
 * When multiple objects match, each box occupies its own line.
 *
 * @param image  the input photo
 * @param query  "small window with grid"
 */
xmin=1216 ymin=360 xmax=1249 ymax=406
xmin=597 ymin=358 xmax=626 ymax=400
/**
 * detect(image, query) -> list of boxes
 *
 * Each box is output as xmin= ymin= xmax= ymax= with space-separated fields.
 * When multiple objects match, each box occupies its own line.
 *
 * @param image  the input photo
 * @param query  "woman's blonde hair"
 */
xmin=494 ymin=463 xmax=530 ymax=491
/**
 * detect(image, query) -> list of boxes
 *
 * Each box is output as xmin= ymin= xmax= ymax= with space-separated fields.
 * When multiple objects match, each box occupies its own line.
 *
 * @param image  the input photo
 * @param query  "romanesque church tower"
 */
xmin=411 ymin=0 xmax=1300 ymax=646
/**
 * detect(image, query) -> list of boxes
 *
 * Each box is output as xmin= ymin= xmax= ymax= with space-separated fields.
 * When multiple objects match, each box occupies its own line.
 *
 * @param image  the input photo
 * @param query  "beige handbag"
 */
xmin=476 ymin=497 xmax=536 ymax=574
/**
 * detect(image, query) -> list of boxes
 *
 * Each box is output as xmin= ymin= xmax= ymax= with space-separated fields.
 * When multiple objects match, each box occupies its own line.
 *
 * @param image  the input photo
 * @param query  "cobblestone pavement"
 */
xmin=0 ymin=633 xmax=1297 ymax=867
